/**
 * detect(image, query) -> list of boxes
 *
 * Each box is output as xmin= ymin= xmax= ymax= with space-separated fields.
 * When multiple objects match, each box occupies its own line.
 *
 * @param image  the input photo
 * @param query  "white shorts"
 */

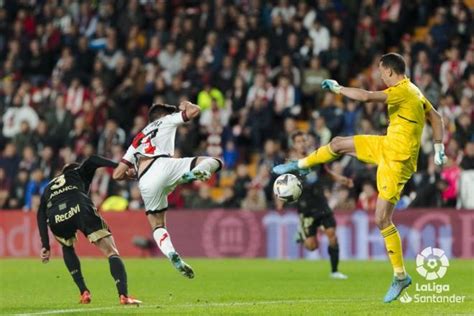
xmin=138 ymin=157 xmax=195 ymax=213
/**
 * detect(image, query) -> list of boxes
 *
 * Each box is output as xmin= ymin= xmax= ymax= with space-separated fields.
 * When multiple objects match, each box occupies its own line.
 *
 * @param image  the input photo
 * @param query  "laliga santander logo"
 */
xmin=416 ymin=247 xmax=450 ymax=280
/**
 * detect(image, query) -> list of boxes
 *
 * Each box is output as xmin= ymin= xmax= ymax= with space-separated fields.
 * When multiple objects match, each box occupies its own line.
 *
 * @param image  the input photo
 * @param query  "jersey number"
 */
xmin=132 ymin=130 xmax=158 ymax=154
xmin=51 ymin=174 xmax=66 ymax=190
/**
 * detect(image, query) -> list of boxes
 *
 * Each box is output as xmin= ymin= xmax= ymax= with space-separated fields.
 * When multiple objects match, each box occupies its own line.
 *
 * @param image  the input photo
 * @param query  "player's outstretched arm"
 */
xmin=112 ymin=162 xmax=135 ymax=181
xmin=324 ymin=165 xmax=354 ymax=188
xmin=321 ymin=79 xmax=387 ymax=102
xmin=427 ymin=107 xmax=447 ymax=166
xmin=179 ymin=101 xmax=200 ymax=121
xmin=80 ymin=155 xmax=119 ymax=183
xmin=36 ymin=196 xmax=50 ymax=262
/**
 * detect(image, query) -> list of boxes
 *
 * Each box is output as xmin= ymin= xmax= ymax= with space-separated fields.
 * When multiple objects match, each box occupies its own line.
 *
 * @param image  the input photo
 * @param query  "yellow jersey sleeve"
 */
xmin=383 ymin=86 xmax=403 ymax=105
xmin=422 ymin=96 xmax=433 ymax=114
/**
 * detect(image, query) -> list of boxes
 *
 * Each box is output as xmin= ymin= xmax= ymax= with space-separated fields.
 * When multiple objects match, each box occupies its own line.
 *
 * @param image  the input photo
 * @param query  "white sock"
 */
xmin=192 ymin=158 xmax=222 ymax=174
xmin=153 ymin=228 xmax=176 ymax=259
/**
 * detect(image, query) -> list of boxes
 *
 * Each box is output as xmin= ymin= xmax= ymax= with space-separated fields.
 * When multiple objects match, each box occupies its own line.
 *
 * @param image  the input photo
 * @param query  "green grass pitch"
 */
xmin=0 ymin=258 xmax=472 ymax=315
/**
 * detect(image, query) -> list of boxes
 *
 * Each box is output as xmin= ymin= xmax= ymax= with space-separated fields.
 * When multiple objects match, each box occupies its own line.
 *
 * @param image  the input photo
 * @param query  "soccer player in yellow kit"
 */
xmin=273 ymin=53 xmax=447 ymax=303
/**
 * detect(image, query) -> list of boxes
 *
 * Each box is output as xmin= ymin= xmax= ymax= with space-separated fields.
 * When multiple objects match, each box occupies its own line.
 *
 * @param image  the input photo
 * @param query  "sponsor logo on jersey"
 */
xmin=50 ymin=185 xmax=79 ymax=199
xmin=55 ymin=204 xmax=81 ymax=223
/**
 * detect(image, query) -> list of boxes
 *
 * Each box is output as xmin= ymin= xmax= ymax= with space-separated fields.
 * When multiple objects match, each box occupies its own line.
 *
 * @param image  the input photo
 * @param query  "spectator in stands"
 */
xmin=24 ymin=168 xmax=48 ymax=211
xmin=234 ymin=164 xmax=252 ymax=202
xmin=0 ymin=1 xmax=470 ymax=211
xmin=439 ymin=47 xmax=467 ymax=93
xmin=2 ymin=91 xmax=39 ymax=139
xmin=311 ymin=115 xmax=331 ymax=146
xmin=308 ymin=17 xmax=330 ymax=56
xmin=197 ymin=84 xmax=225 ymax=112
xmin=241 ymin=184 xmax=267 ymax=212
xmin=259 ymin=139 xmax=284 ymax=171
xmin=244 ymin=96 xmax=273 ymax=149
xmin=454 ymin=113 xmax=474 ymax=149
xmin=341 ymin=100 xmax=360 ymax=136
xmin=223 ymin=141 xmax=238 ymax=170
xmin=357 ymin=181 xmax=378 ymax=212
xmin=44 ymin=94 xmax=74 ymax=148
xmin=410 ymin=157 xmax=444 ymax=208
xmin=274 ymin=75 xmax=300 ymax=118
xmin=419 ymin=72 xmax=441 ymax=105
xmin=128 ymin=185 xmax=145 ymax=211
xmin=219 ymin=187 xmax=239 ymax=209
xmin=429 ymin=8 xmax=451 ymax=53
xmin=18 ymin=145 xmax=37 ymax=173
xmin=246 ymin=73 xmax=274 ymax=107
xmin=97 ymin=119 xmax=126 ymax=158
xmin=13 ymin=121 xmax=34 ymax=155
xmin=318 ymin=92 xmax=344 ymax=135
xmin=301 ymin=56 xmax=329 ymax=105
xmin=0 ymin=167 xmax=10 ymax=208
xmin=38 ymin=146 xmax=57 ymax=180
xmin=441 ymin=157 xmax=461 ymax=207
xmin=270 ymin=55 xmax=301 ymax=87
xmin=332 ymin=187 xmax=356 ymax=211
xmin=158 ymin=42 xmax=183 ymax=76
xmin=461 ymin=141 xmax=474 ymax=170
xmin=186 ymin=185 xmax=215 ymax=209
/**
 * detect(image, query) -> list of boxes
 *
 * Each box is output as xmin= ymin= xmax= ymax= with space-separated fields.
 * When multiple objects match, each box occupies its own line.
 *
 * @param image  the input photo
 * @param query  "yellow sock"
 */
xmin=381 ymin=224 xmax=406 ymax=279
xmin=298 ymin=144 xmax=340 ymax=168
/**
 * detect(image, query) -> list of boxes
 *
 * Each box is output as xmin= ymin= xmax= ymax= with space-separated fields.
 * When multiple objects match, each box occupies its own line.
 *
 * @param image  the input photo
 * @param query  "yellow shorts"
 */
xmin=354 ymin=135 xmax=414 ymax=204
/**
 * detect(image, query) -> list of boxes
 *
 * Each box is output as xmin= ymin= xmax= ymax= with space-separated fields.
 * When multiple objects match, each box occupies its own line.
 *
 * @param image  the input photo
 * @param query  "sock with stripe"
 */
xmin=153 ymin=227 xmax=176 ymax=259
xmin=108 ymin=255 xmax=128 ymax=296
xmin=381 ymin=224 xmax=406 ymax=280
xmin=192 ymin=157 xmax=222 ymax=174
xmin=62 ymin=246 xmax=89 ymax=294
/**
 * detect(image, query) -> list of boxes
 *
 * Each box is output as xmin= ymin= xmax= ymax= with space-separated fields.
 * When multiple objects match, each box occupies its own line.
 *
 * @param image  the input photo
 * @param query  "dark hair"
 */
xmin=291 ymin=130 xmax=305 ymax=142
xmin=62 ymin=162 xmax=80 ymax=173
xmin=148 ymin=103 xmax=178 ymax=122
xmin=380 ymin=53 xmax=406 ymax=75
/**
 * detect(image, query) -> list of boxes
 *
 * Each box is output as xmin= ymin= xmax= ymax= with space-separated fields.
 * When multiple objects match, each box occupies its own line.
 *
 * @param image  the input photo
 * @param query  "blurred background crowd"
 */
xmin=0 ymin=0 xmax=473 ymax=212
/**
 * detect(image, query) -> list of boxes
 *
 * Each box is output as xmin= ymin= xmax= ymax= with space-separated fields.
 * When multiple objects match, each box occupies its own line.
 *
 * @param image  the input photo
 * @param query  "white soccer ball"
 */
xmin=273 ymin=173 xmax=303 ymax=202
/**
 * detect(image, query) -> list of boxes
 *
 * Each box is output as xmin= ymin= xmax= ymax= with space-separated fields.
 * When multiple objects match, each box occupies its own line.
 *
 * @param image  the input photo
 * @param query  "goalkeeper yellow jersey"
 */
xmin=382 ymin=77 xmax=433 ymax=169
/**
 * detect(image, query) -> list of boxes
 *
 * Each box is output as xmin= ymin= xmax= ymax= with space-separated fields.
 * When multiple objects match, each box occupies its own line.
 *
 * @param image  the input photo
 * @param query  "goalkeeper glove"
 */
xmin=321 ymin=79 xmax=342 ymax=94
xmin=434 ymin=143 xmax=448 ymax=166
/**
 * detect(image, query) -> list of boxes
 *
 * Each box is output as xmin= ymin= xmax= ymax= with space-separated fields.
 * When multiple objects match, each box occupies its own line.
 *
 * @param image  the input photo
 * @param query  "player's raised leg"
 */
xmin=179 ymin=157 xmax=223 ymax=183
xmin=325 ymin=228 xmax=347 ymax=279
xmin=273 ymin=137 xmax=355 ymax=175
xmin=148 ymin=212 xmax=194 ymax=279
xmin=94 ymin=236 xmax=141 ymax=305
xmin=61 ymin=245 xmax=91 ymax=304
xmin=376 ymin=198 xmax=412 ymax=303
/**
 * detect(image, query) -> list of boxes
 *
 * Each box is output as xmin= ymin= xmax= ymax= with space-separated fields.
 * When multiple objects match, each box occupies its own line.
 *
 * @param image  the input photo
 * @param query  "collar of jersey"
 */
xmin=392 ymin=76 xmax=409 ymax=87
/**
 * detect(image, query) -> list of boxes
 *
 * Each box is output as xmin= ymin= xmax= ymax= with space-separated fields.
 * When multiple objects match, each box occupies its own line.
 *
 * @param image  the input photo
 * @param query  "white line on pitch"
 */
xmin=12 ymin=306 xmax=118 ymax=316
xmin=13 ymin=298 xmax=370 ymax=315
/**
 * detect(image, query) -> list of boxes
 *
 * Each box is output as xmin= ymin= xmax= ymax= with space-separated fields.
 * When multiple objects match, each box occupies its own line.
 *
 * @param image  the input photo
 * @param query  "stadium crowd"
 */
xmin=0 ymin=0 xmax=473 ymax=212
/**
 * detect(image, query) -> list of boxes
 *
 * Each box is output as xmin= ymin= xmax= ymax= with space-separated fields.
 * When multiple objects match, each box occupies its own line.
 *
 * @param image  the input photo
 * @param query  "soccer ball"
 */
xmin=273 ymin=174 xmax=303 ymax=202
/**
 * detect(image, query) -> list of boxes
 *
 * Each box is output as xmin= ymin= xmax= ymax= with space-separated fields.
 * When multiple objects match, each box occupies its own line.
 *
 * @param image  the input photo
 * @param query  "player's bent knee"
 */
xmin=213 ymin=157 xmax=224 ymax=172
xmin=62 ymin=245 xmax=75 ymax=254
xmin=374 ymin=213 xmax=392 ymax=230
xmin=107 ymin=249 xmax=120 ymax=257
xmin=375 ymin=217 xmax=392 ymax=230
xmin=103 ymin=245 xmax=119 ymax=257
xmin=304 ymin=239 xmax=318 ymax=251
xmin=330 ymin=137 xmax=344 ymax=153
xmin=326 ymin=231 xmax=338 ymax=245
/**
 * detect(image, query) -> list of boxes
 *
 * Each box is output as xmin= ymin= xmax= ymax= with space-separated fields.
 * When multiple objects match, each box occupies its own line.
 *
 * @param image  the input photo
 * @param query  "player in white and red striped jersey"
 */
xmin=113 ymin=101 xmax=223 ymax=278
